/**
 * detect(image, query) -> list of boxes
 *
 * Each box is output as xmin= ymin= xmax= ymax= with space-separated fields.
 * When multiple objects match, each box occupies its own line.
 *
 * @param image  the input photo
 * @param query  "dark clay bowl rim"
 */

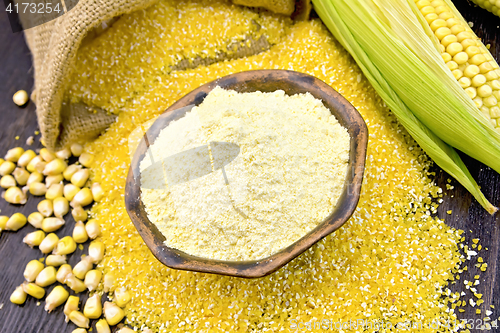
xmin=125 ymin=69 xmax=368 ymax=278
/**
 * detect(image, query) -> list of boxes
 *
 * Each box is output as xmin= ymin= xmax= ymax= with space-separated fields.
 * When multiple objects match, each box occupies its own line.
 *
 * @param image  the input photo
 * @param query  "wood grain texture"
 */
xmin=0 ymin=1 xmax=499 ymax=332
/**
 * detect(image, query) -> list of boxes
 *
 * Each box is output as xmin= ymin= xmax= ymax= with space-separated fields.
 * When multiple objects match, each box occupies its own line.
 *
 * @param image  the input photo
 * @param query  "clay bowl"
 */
xmin=125 ymin=69 xmax=368 ymax=278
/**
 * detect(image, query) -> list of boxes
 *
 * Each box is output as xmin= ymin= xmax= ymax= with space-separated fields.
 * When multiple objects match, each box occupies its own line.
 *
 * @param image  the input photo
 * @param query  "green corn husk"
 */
xmin=313 ymin=0 xmax=498 ymax=214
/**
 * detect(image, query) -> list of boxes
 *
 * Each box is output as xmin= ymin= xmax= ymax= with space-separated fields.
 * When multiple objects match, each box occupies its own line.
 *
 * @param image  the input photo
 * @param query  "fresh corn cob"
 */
xmin=313 ymin=0 xmax=500 ymax=213
xmin=415 ymin=0 xmax=500 ymax=129
xmin=471 ymin=0 xmax=500 ymax=17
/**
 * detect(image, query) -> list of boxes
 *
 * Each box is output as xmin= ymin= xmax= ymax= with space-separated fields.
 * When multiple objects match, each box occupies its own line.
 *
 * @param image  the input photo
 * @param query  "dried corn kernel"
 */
xmin=23 ymin=230 xmax=45 ymax=247
xmin=35 ymin=266 xmax=57 ymax=287
xmin=0 ymin=175 xmax=16 ymax=188
xmin=12 ymin=90 xmax=29 ymax=106
xmin=103 ymin=301 xmax=125 ymax=326
xmin=24 ymin=259 xmax=44 ymax=282
xmin=13 ymin=168 xmax=29 ymax=186
xmin=72 ymin=205 xmax=88 ymax=222
xmin=10 ymin=285 xmax=27 ymax=305
xmin=39 ymin=233 xmax=59 ymax=254
xmin=69 ymin=311 xmax=90 ymax=329
xmin=83 ymin=294 xmax=102 ymax=319
xmin=64 ymin=296 xmax=80 ymax=322
xmin=54 ymin=236 xmax=77 ymax=255
xmin=26 ymin=171 xmax=43 ymax=186
xmin=37 ymin=199 xmax=53 ymax=217
xmin=84 ymin=269 xmax=102 ymax=292
xmin=5 ymin=147 xmax=24 ymax=162
xmin=22 ymin=282 xmax=45 ymax=299
xmin=56 ymin=264 xmax=73 ymax=284
xmin=39 ymin=148 xmax=56 ymax=162
xmin=71 ymin=169 xmax=90 ymax=188
xmin=45 ymin=174 xmax=63 ymax=187
xmin=6 ymin=212 xmax=27 ymax=231
xmin=95 ymin=319 xmax=111 ymax=333
xmin=42 ymin=217 xmax=65 ymax=233
xmin=73 ymin=256 xmax=93 ymax=280
xmin=5 ymin=186 xmax=27 ymax=204
xmin=45 ymin=254 xmax=67 ymax=267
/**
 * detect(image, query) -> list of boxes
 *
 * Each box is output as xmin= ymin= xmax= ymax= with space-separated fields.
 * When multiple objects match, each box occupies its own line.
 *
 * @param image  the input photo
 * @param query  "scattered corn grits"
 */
xmin=139 ymin=87 xmax=350 ymax=260
xmin=69 ymin=0 xmax=468 ymax=331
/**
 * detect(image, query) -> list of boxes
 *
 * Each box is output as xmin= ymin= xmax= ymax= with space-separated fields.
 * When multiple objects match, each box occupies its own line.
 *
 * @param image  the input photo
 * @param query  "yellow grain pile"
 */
xmin=68 ymin=0 xmax=470 ymax=331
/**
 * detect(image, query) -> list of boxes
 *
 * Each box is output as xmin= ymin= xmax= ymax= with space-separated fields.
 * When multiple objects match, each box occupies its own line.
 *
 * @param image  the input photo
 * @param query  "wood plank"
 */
xmin=0 ymin=1 xmax=498 ymax=332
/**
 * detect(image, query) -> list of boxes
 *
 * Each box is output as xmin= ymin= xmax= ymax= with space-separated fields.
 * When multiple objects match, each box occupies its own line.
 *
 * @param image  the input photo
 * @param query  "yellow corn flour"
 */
xmin=68 ymin=0 xmax=468 ymax=331
xmin=139 ymin=87 xmax=350 ymax=261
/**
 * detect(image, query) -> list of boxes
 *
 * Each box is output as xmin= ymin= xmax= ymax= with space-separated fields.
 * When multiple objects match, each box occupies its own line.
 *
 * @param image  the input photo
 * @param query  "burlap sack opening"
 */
xmin=23 ymin=0 xmax=310 ymax=151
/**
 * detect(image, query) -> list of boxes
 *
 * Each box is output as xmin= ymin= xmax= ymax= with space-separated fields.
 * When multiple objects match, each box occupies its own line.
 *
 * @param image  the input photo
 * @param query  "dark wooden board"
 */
xmin=0 ymin=1 xmax=499 ymax=332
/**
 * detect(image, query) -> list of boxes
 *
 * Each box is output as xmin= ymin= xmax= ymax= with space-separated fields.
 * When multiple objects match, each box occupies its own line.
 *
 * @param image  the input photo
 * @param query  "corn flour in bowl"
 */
xmin=138 ymin=86 xmax=350 ymax=261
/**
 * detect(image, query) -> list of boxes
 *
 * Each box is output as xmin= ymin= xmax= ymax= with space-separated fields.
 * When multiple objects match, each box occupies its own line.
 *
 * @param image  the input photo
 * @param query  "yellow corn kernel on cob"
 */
xmin=470 ymin=0 xmax=500 ymax=17
xmin=415 ymin=0 xmax=500 ymax=131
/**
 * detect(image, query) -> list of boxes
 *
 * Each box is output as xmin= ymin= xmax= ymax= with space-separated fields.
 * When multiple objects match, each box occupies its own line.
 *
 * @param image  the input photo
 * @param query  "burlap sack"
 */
xmin=23 ymin=0 xmax=310 ymax=151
